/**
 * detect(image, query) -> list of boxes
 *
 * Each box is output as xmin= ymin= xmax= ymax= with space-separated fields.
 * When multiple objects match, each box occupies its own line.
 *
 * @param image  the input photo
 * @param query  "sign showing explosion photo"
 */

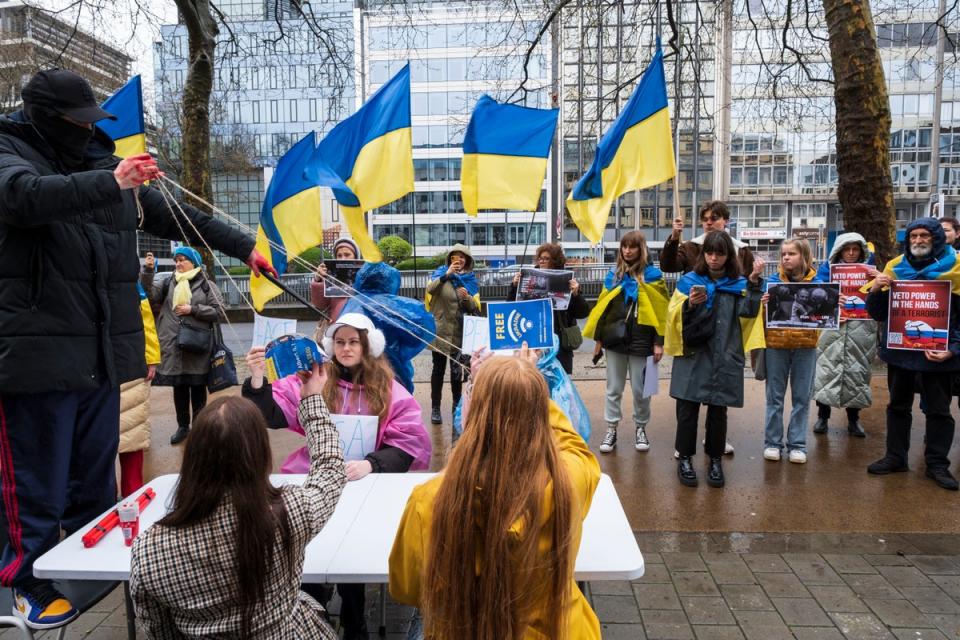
xmin=765 ymin=282 xmax=841 ymax=330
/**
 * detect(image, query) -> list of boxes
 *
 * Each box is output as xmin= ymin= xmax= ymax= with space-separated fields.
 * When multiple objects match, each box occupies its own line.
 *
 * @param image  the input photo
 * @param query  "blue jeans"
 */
xmin=764 ymin=348 xmax=817 ymax=453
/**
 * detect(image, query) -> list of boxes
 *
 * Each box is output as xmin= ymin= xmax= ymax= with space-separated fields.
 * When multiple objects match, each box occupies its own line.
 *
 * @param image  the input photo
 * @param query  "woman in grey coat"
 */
xmin=143 ymin=246 xmax=225 ymax=445
xmin=812 ymin=233 xmax=878 ymax=438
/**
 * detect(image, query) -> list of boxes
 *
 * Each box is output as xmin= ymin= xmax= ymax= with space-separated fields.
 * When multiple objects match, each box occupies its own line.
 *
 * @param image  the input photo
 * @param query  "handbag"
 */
xmin=560 ymin=323 xmax=584 ymax=351
xmin=177 ymin=320 xmax=212 ymax=353
xmin=207 ymin=324 xmax=238 ymax=392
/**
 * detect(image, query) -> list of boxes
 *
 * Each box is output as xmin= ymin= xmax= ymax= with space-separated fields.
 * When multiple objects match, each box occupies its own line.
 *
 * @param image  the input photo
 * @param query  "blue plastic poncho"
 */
xmin=453 ymin=335 xmax=591 ymax=441
xmin=341 ymin=262 xmax=436 ymax=392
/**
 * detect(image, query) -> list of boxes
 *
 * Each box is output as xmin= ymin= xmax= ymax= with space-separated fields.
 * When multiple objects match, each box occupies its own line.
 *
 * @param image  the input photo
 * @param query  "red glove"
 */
xmin=114 ymin=153 xmax=162 ymax=190
xmin=246 ymin=249 xmax=278 ymax=278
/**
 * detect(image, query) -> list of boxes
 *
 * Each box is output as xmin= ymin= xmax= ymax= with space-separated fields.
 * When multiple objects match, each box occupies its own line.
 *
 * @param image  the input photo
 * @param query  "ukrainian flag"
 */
xmin=304 ymin=64 xmax=413 ymax=262
xmin=250 ymin=133 xmax=324 ymax=310
xmin=567 ymin=44 xmax=675 ymax=244
xmin=461 ymin=95 xmax=558 ymax=215
xmin=98 ymin=75 xmax=146 ymax=158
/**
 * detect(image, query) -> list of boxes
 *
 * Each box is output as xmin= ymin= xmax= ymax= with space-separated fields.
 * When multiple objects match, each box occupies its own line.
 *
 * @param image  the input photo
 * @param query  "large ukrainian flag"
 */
xmin=250 ymin=133 xmax=324 ymax=310
xmin=98 ymin=75 xmax=146 ymax=158
xmin=461 ymin=95 xmax=558 ymax=215
xmin=566 ymin=45 xmax=675 ymax=244
xmin=304 ymin=64 xmax=413 ymax=262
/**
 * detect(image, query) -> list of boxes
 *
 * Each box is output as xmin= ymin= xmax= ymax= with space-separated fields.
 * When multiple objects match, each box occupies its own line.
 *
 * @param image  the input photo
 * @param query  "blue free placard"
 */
xmin=487 ymin=298 xmax=554 ymax=350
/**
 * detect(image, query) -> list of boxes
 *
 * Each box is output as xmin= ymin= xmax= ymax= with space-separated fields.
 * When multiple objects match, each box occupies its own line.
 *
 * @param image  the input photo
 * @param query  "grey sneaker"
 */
xmin=635 ymin=425 xmax=650 ymax=451
xmin=599 ymin=428 xmax=617 ymax=453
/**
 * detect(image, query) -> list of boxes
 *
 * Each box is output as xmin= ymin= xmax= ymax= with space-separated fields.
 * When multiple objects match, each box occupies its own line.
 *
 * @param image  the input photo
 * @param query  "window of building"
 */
xmin=270 ymin=100 xmax=279 ymax=123
xmin=289 ymin=99 xmax=298 ymax=122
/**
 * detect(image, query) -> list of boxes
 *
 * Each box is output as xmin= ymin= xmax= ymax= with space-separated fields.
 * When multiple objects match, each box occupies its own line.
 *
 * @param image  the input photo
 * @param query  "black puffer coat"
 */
xmin=0 ymin=112 xmax=254 ymax=394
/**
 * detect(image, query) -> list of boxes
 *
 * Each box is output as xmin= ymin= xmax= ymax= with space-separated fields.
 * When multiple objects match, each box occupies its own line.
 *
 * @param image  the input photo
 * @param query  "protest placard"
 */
xmin=487 ymin=299 xmax=554 ymax=350
xmin=830 ymin=263 xmax=871 ymax=320
xmin=765 ymin=282 xmax=841 ymax=330
xmin=331 ymin=414 xmax=378 ymax=461
xmin=462 ymin=315 xmax=516 ymax=356
xmin=323 ymin=260 xmax=365 ymax=298
xmin=517 ymin=268 xmax=574 ymax=310
xmin=252 ymin=313 xmax=297 ymax=348
xmin=886 ymin=280 xmax=951 ymax=351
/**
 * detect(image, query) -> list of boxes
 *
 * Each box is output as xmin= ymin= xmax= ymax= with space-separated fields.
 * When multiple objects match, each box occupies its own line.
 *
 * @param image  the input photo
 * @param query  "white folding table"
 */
xmin=34 ymin=472 xmax=642 ymax=637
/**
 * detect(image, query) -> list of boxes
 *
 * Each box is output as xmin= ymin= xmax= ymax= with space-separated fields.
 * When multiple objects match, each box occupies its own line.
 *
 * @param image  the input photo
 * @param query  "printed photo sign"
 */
xmin=829 ymin=264 xmax=871 ymax=320
xmin=323 ymin=260 xmax=365 ymax=298
xmin=765 ymin=282 xmax=841 ymax=330
xmin=517 ymin=268 xmax=574 ymax=310
xmin=886 ymin=280 xmax=951 ymax=351
xmin=487 ymin=299 xmax=554 ymax=350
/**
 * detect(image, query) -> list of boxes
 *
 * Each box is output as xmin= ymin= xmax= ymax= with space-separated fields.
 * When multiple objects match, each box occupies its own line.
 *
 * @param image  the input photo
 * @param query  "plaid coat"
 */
xmin=130 ymin=394 xmax=346 ymax=639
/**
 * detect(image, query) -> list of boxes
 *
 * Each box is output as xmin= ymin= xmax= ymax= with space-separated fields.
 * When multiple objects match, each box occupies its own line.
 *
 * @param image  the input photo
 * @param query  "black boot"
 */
xmin=707 ymin=457 xmax=725 ymax=488
xmin=430 ymin=406 xmax=442 ymax=424
xmin=677 ymin=457 xmax=698 ymax=487
xmin=813 ymin=418 xmax=828 ymax=434
xmin=170 ymin=425 xmax=190 ymax=445
xmin=847 ymin=420 xmax=866 ymax=438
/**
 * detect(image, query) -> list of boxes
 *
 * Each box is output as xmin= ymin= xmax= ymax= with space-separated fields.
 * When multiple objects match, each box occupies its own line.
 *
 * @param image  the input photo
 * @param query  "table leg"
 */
xmin=124 ymin=581 xmax=136 ymax=640
xmin=379 ymin=584 xmax=387 ymax=636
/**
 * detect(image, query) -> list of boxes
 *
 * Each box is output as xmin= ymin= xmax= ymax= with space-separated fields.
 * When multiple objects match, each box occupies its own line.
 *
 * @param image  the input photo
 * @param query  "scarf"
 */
xmin=676 ymin=272 xmax=747 ymax=310
xmin=892 ymin=245 xmax=958 ymax=281
xmin=604 ymin=265 xmax=664 ymax=304
xmin=429 ymin=264 xmax=479 ymax=296
xmin=172 ymin=268 xmax=202 ymax=309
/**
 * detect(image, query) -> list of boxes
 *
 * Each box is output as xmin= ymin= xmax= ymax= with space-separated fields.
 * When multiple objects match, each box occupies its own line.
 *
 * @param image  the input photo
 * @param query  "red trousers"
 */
xmin=118 ymin=450 xmax=144 ymax=498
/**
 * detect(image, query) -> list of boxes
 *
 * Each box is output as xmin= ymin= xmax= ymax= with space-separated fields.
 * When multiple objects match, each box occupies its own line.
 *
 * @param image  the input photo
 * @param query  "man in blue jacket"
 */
xmin=865 ymin=217 xmax=960 ymax=490
xmin=0 ymin=69 xmax=275 ymax=629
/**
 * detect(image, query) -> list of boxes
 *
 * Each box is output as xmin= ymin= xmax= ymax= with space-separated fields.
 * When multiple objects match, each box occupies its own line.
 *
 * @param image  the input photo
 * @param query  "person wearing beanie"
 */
xmin=0 ymin=68 xmax=273 ymax=629
xmin=311 ymin=237 xmax=363 ymax=339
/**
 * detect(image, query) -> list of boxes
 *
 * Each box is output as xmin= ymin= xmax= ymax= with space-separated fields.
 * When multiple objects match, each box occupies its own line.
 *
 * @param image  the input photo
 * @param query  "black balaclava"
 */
xmin=24 ymin=102 xmax=93 ymax=170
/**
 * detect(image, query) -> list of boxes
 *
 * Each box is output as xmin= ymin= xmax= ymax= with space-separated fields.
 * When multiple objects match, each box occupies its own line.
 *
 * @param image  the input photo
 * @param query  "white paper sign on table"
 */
xmin=252 ymin=313 xmax=298 ymax=348
xmin=331 ymin=414 xmax=379 ymax=461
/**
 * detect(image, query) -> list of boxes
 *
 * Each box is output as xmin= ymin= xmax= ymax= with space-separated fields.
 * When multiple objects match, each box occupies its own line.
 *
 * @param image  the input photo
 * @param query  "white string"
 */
xmin=153 ymin=176 xmax=469 ymax=373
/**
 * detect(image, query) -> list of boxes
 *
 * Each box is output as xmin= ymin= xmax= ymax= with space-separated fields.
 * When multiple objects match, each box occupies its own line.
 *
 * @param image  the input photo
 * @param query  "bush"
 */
xmin=287 ymin=246 xmax=330 ymax=273
xmin=396 ymin=256 xmax=442 ymax=271
xmin=227 ymin=265 xmax=251 ymax=276
xmin=377 ymin=236 xmax=413 ymax=265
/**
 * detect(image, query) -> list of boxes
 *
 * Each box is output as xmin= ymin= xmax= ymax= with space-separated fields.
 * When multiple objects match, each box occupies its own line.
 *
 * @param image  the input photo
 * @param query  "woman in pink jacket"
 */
xmin=242 ymin=313 xmax=430 ymax=640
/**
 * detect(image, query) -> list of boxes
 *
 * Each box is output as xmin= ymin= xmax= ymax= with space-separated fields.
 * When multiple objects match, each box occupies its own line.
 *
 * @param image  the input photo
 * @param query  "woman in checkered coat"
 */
xmin=129 ymin=366 xmax=346 ymax=639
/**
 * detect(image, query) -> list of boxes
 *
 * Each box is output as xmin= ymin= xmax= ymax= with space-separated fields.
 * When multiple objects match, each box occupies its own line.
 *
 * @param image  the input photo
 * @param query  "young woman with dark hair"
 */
xmin=509 ymin=242 xmax=590 ymax=374
xmin=389 ymin=350 xmax=602 ymax=639
xmin=130 ymin=376 xmax=346 ymax=639
xmin=666 ymin=232 xmax=765 ymax=487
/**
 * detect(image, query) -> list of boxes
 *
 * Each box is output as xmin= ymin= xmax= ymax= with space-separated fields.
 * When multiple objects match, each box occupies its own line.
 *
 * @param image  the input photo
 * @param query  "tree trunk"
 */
xmin=822 ymin=0 xmax=896 ymax=266
xmin=175 ymin=1 xmax=219 ymax=274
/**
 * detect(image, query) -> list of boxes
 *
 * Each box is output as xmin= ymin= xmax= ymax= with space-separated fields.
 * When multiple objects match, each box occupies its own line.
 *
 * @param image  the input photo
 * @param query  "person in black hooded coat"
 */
xmin=0 ymin=69 xmax=273 ymax=629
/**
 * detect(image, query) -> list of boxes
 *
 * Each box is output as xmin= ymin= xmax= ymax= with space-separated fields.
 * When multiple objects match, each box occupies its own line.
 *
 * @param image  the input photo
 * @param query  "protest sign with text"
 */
xmin=487 ymin=299 xmax=554 ymax=350
xmin=886 ymin=280 xmax=951 ymax=351
xmin=331 ymin=414 xmax=378 ymax=461
xmin=517 ymin=268 xmax=574 ymax=310
xmin=829 ymin=263 xmax=871 ymax=320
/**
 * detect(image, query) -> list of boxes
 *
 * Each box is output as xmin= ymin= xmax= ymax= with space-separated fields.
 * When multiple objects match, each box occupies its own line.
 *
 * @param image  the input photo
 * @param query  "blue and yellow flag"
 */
xmin=567 ymin=45 xmax=675 ymax=244
xmin=303 ymin=65 xmax=413 ymax=262
xmin=664 ymin=272 xmax=765 ymax=356
xmin=251 ymin=133 xmax=324 ymax=310
xmin=98 ymin=76 xmax=146 ymax=158
xmin=461 ymin=95 xmax=558 ymax=216
xmin=582 ymin=265 xmax=670 ymax=339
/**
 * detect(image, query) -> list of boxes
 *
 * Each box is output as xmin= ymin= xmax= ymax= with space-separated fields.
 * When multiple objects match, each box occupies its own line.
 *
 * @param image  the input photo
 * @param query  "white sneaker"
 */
xmin=635 ymin=425 xmax=650 ymax=451
xmin=674 ymin=449 xmax=680 ymax=459
xmin=599 ymin=429 xmax=617 ymax=453
xmin=788 ymin=450 xmax=807 ymax=464
xmin=701 ymin=440 xmax=736 ymax=455
xmin=763 ymin=447 xmax=781 ymax=461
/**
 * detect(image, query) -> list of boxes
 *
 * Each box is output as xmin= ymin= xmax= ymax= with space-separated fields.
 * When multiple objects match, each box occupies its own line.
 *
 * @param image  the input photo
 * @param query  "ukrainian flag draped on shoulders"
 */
xmin=883 ymin=245 xmax=960 ymax=293
xmin=567 ymin=44 xmax=676 ymax=244
xmin=250 ymin=133 xmax=324 ymax=310
xmin=98 ymin=75 xmax=146 ymax=158
xmin=461 ymin=95 xmax=559 ymax=215
xmin=664 ymin=272 xmax=766 ymax=356
xmin=425 ymin=264 xmax=480 ymax=312
xmin=583 ymin=265 xmax=669 ymax=339
xmin=303 ymin=65 xmax=413 ymax=262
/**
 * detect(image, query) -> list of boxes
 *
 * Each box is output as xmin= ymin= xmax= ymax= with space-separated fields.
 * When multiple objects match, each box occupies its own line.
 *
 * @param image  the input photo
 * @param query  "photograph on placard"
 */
xmin=323 ymin=260 xmax=365 ymax=298
xmin=765 ymin=282 xmax=841 ymax=330
xmin=517 ymin=267 xmax=574 ymax=310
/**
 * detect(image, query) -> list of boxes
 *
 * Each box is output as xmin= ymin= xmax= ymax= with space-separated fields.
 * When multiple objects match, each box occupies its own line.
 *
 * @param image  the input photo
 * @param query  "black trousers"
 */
xmin=173 ymin=384 xmax=207 ymax=428
xmin=430 ymin=351 xmax=463 ymax=409
xmin=556 ymin=347 xmax=574 ymax=375
xmin=674 ymin=399 xmax=727 ymax=458
xmin=886 ymin=364 xmax=955 ymax=469
xmin=816 ymin=401 xmax=860 ymax=423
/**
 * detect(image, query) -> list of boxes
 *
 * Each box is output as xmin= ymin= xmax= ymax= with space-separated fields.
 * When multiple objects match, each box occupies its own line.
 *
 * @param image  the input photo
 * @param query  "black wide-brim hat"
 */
xmin=21 ymin=69 xmax=116 ymax=123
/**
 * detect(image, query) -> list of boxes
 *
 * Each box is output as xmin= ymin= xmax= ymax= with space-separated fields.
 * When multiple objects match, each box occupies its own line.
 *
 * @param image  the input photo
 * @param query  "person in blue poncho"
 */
xmin=425 ymin=244 xmax=480 ymax=427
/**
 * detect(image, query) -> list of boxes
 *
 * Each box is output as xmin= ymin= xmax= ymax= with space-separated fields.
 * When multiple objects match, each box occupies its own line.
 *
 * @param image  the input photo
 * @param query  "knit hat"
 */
xmin=172 ymin=246 xmax=203 ymax=269
xmin=332 ymin=237 xmax=362 ymax=260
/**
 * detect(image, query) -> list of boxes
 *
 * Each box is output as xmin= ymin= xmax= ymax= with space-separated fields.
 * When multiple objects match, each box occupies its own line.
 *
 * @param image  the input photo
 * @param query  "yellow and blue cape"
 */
xmin=461 ymin=95 xmax=558 ymax=215
xmin=664 ymin=272 xmax=766 ymax=356
xmin=583 ymin=265 xmax=669 ymax=339
xmin=424 ymin=265 xmax=480 ymax=312
xmin=867 ymin=246 xmax=960 ymax=294
xmin=98 ymin=75 xmax=146 ymax=158
xmin=304 ymin=64 xmax=413 ymax=262
xmin=566 ymin=44 xmax=676 ymax=244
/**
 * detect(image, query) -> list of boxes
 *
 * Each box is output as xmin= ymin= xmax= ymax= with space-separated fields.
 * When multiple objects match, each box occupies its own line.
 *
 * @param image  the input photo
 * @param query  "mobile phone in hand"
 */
xmin=690 ymin=285 xmax=706 ymax=296
xmin=592 ymin=349 xmax=604 ymax=365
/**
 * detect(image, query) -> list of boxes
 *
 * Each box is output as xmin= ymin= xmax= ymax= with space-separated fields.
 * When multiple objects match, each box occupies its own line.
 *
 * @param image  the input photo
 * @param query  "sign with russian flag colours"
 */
xmin=887 ymin=280 xmax=952 ymax=351
xmin=830 ymin=263 xmax=871 ymax=320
